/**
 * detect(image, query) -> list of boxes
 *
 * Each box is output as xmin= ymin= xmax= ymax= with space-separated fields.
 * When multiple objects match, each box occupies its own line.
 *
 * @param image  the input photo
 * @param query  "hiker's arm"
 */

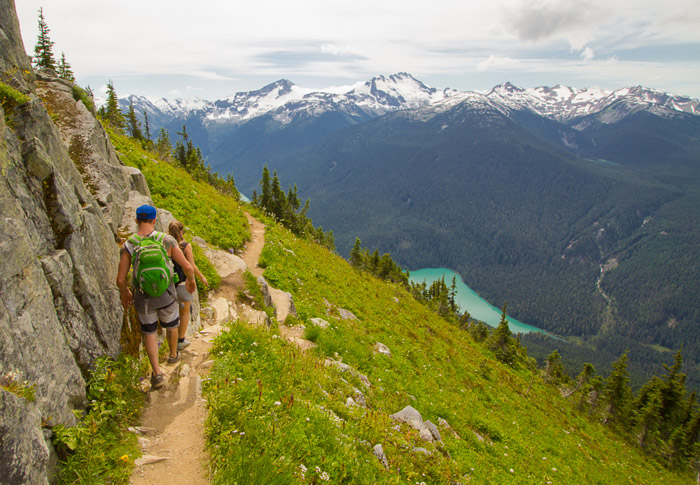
xmin=184 ymin=244 xmax=208 ymax=287
xmin=116 ymin=247 xmax=132 ymax=308
xmin=171 ymin=245 xmax=196 ymax=293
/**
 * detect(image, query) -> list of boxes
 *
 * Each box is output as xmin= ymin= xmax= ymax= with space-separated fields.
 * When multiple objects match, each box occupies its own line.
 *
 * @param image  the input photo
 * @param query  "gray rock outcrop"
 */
xmin=0 ymin=3 xmax=157 ymax=482
xmin=389 ymin=406 xmax=443 ymax=443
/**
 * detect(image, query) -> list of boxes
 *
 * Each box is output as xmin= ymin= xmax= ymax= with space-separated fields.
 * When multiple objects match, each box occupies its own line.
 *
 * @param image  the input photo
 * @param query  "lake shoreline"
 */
xmin=409 ymin=267 xmax=545 ymax=334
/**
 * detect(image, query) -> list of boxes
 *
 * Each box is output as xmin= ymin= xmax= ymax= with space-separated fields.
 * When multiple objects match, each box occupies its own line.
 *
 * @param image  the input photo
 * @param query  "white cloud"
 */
xmin=13 ymin=0 xmax=700 ymax=98
xmin=477 ymin=55 xmax=520 ymax=72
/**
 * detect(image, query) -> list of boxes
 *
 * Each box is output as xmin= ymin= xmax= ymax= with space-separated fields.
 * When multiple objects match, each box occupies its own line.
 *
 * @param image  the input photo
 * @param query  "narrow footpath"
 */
xmin=129 ymin=214 xmax=267 ymax=484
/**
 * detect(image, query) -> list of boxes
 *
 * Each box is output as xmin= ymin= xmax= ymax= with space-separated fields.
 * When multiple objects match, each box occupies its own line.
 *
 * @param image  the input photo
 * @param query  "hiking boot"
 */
xmin=177 ymin=338 xmax=191 ymax=350
xmin=150 ymin=373 xmax=164 ymax=389
xmin=167 ymin=352 xmax=180 ymax=365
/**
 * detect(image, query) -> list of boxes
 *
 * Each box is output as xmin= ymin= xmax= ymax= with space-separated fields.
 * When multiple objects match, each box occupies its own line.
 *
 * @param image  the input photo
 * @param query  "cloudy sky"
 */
xmin=15 ymin=0 xmax=700 ymax=100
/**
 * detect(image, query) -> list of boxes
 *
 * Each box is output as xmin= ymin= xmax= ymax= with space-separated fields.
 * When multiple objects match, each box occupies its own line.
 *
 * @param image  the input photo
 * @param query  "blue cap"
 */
xmin=136 ymin=204 xmax=157 ymax=220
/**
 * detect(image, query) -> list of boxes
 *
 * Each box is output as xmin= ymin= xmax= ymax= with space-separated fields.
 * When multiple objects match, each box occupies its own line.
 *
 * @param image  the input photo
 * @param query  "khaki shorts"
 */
xmin=137 ymin=299 xmax=180 ymax=335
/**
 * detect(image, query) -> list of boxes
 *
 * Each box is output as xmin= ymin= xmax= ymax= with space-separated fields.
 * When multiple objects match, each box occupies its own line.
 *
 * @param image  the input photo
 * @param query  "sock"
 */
xmin=178 ymin=338 xmax=185 ymax=343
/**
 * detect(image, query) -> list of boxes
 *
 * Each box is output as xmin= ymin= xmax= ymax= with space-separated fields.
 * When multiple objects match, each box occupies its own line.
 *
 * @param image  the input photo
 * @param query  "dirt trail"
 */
xmin=129 ymin=214 xmax=266 ymax=484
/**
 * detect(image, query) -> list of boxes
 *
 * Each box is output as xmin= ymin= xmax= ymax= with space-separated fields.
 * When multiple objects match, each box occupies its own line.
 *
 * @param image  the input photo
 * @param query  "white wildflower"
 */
xmin=274 ymin=401 xmax=282 ymax=406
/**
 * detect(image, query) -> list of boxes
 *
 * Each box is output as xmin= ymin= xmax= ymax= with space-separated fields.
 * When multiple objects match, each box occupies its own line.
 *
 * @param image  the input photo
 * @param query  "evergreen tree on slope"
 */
xmin=33 ymin=7 xmax=56 ymax=70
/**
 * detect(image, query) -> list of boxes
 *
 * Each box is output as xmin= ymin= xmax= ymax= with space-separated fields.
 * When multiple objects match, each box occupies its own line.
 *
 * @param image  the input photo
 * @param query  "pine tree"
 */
xmin=350 ymin=238 xmax=364 ymax=268
xmin=155 ymin=128 xmax=171 ymax=160
xmin=259 ymin=166 xmax=272 ymax=211
xmin=543 ymin=350 xmax=564 ymax=385
xmin=603 ymin=352 xmax=632 ymax=426
xmin=57 ymin=52 xmax=75 ymax=81
xmin=564 ymin=363 xmax=595 ymax=398
xmin=143 ymin=110 xmax=151 ymax=141
xmin=126 ymin=101 xmax=143 ymax=140
xmin=487 ymin=303 xmax=516 ymax=365
xmin=33 ymin=8 xmax=56 ymax=70
xmin=102 ymin=80 xmax=125 ymax=130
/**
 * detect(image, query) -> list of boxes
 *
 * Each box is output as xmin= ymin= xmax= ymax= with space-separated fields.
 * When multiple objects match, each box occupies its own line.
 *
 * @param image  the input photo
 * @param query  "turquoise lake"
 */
xmin=409 ymin=268 xmax=544 ymax=334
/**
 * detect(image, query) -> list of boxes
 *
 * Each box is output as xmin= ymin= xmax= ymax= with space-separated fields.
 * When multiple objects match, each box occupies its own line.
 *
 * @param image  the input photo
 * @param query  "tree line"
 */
xmin=252 ymin=167 xmax=335 ymax=250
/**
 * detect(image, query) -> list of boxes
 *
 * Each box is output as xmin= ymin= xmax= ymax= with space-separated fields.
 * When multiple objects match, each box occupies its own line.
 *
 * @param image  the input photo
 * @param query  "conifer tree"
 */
xmin=143 ymin=110 xmax=151 ymax=141
xmin=543 ymin=350 xmax=564 ymax=385
xmin=487 ymin=303 xmax=516 ymax=365
xmin=126 ymin=100 xmax=143 ymax=140
xmin=350 ymin=238 xmax=364 ymax=268
xmin=102 ymin=80 xmax=125 ymax=130
xmin=603 ymin=352 xmax=632 ymax=426
xmin=564 ymin=363 xmax=595 ymax=398
xmin=259 ymin=166 xmax=272 ymax=211
xmin=57 ymin=52 xmax=75 ymax=81
xmin=155 ymin=128 xmax=171 ymax=160
xmin=33 ymin=8 xmax=56 ymax=70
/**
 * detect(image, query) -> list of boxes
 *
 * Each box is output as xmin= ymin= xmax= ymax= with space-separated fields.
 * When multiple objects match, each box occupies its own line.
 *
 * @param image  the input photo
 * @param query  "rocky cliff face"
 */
xmin=0 ymin=1 xmax=154 ymax=483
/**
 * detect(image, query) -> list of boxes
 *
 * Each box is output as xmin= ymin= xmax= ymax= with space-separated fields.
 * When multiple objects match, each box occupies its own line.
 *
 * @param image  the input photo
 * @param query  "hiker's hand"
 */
xmin=186 ymin=277 xmax=196 ymax=294
xmin=201 ymin=276 xmax=208 ymax=287
xmin=120 ymin=288 xmax=132 ymax=308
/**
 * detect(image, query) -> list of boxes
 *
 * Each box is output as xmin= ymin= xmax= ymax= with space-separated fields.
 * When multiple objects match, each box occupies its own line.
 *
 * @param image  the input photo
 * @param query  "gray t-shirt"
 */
xmin=125 ymin=231 xmax=178 ymax=310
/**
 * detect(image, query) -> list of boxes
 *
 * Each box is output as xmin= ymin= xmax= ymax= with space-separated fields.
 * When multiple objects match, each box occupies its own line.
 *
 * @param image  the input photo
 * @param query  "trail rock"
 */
xmin=389 ymin=405 xmax=424 ymax=431
xmin=269 ymin=287 xmax=297 ymax=322
xmin=134 ymin=455 xmax=173 ymax=466
xmin=373 ymin=444 xmax=389 ymax=471
xmin=412 ymin=447 xmax=431 ymax=455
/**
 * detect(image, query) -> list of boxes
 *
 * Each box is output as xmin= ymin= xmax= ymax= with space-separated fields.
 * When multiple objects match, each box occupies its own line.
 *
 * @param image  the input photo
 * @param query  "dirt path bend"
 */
xmin=242 ymin=213 xmax=265 ymax=278
xmin=130 ymin=213 xmax=266 ymax=485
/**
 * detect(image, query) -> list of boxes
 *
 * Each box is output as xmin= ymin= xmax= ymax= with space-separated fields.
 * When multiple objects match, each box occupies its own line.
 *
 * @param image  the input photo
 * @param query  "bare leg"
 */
xmin=144 ymin=333 xmax=161 ymax=375
xmin=167 ymin=327 xmax=179 ymax=359
xmin=178 ymin=301 xmax=191 ymax=340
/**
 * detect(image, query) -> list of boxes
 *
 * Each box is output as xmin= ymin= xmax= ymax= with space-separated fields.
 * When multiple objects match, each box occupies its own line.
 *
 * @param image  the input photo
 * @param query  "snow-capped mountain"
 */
xmin=486 ymin=82 xmax=700 ymax=124
xmin=121 ymin=73 xmax=699 ymax=132
xmin=122 ymin=73 xmax=456 ymax=128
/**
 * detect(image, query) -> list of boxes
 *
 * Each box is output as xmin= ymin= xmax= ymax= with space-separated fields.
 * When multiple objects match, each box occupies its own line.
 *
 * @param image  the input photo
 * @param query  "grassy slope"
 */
xmin=205 ymin=223 xmax=693 ymax=484
xmin=106 ymin=132 xmax=692 ymax=483
xmin=109 ymin=129 xmax=250 ymax=250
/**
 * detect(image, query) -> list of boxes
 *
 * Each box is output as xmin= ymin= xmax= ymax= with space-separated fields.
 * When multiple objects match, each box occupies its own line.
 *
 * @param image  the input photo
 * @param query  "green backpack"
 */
xmin=128 ymin=232 xmax=178 ymax=297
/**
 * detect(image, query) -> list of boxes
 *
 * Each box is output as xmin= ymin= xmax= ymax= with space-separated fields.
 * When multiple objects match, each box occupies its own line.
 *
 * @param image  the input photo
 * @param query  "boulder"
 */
xmin=310 ymin=317 xmax=329 ymax=328
xmin=389 ymin=405 xmax=424 ymax=431
xmin=338 ymin=308 xmax=358 ymax=320
xmin=373 ymin=444 xmax=389 ymax=471
xmin=203 ymin=247 xmax=247 ymax=278
xmin=269 ymin=287 xmax=297 ymax=322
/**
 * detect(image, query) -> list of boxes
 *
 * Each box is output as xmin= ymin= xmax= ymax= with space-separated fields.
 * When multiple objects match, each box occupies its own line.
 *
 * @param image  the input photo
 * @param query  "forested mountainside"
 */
xmin=123 ymin=75 xmax=700 ymax=391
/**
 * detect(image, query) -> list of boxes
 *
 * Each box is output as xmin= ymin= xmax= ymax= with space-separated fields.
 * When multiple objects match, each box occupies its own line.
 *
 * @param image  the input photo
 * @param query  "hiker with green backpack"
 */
xmin=116 ymin=204 xmax=196 ymax=389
